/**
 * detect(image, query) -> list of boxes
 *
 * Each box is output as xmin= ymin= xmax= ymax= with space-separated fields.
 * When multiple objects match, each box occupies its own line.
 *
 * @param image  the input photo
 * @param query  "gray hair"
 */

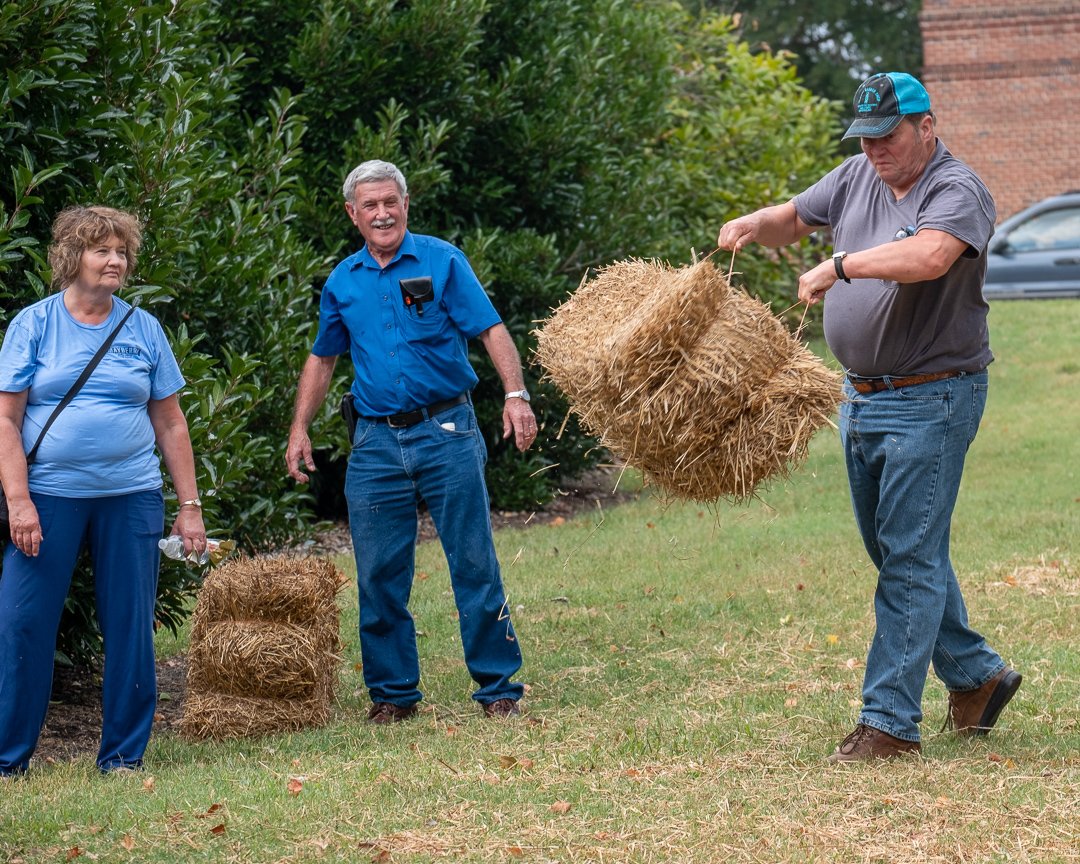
xmin=342 ymin=160 xmax=408 ymax=202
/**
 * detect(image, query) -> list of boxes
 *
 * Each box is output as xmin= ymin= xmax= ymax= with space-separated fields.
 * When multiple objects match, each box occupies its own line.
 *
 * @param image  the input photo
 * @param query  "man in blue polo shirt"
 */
xmin=286 ymin=160 xmax=537 ymax=723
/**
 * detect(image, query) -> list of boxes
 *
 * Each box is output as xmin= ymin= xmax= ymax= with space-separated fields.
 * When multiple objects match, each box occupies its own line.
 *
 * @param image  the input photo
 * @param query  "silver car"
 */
xmin=983 ymin=192 xmax=1080 ymax=299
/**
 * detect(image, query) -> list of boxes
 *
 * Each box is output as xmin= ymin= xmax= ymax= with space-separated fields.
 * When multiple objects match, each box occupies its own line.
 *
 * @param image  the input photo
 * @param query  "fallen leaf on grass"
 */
xmin=507 ymin=847 xmax=524 ymax=857
xmin=66 ymin=847 xmax=82 ymax=861
xmin=210 ymin=824 xmax=226 ymax=836
xmin=197 ymin=803 xmax=223 ymax=819
xmin=550 ymin=801 xmax=572 ymax=814
xmin=826 ymin=634 xmax=839 ymax=645
xmin=120 ymin=835 xmax=135 ymax=851
xmin=287 ymin=777 xmax=304 ymax=796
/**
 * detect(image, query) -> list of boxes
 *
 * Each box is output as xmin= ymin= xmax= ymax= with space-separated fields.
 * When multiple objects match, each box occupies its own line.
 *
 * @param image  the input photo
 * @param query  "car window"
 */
xmin=1005 ymin=206 xmax=1080 ymax=252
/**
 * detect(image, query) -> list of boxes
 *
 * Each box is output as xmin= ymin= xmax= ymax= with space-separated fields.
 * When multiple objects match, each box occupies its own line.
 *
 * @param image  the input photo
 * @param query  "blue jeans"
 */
xmin=0 ymin=490 xmax=163 ymax=775
xmin=839 ymin=371 xmax=1004 ymax=742
xmin=344 ymin=399 xmax=523 ymax=708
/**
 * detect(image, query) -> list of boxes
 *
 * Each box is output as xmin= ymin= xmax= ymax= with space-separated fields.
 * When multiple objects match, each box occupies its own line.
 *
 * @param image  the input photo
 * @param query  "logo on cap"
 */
xmin=857 ymin=86 xmax=882 ymax=114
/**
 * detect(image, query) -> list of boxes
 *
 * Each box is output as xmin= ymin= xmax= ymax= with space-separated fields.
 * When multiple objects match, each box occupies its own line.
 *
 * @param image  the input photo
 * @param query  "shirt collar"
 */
xmin=350 ymin=230 xmax=417 ymax=271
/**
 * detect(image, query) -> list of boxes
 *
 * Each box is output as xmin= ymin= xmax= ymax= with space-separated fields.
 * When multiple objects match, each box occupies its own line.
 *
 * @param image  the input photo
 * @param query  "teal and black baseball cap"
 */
xmin=843 ymin=72 xmax=932 ymax=140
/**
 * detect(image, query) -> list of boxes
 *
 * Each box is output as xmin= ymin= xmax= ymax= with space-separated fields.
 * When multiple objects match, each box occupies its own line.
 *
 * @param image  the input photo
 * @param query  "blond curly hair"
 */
xmin=48 ymin=205 xmax=143 ymax=291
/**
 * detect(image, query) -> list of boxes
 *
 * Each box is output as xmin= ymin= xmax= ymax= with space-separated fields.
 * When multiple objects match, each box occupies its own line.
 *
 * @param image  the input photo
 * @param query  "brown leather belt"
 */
xmin=847 ymin=370 xmax=962 ymax=394
xmin=373 ymin=393 xmax=468 ymax=428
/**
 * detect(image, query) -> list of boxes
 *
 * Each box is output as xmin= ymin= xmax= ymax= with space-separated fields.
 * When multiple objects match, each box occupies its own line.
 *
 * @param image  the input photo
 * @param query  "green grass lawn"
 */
xmin=3 ymin=300 xmax=1078 ymax=863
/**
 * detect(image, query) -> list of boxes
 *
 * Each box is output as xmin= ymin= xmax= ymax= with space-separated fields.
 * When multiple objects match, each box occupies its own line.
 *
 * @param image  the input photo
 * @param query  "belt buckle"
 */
xmin=386 ymin=413 xmax=410 ymax=428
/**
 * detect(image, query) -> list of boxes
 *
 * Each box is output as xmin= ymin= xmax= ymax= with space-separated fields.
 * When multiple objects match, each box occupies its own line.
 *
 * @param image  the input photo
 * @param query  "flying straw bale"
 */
xmin=534 ymin=258 xmax=842 ymax=502
xmin=181 ymin=555 xmax=346 ymax=741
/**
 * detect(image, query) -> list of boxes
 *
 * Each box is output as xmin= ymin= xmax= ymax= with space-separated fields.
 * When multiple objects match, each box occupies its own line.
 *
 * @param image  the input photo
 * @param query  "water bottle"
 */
xmin=158 ymin=535 xmax=236 ymax=566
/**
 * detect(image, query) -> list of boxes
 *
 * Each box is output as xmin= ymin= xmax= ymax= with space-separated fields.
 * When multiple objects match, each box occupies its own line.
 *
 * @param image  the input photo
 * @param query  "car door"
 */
xmin=985 ymin=203 xmax=1080 ymax=298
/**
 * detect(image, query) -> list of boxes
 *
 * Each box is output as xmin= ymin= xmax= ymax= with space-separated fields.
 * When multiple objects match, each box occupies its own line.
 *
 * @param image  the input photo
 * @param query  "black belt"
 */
xmin=370 ymin=393 xmax=468 ymax=428
xmin=847 ymin=370 xmax=963 ymax=394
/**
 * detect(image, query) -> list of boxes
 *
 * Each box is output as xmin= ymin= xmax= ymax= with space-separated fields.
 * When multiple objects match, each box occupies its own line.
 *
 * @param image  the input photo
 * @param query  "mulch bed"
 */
xmin=33 ymin=469 xmax=637 ymax=764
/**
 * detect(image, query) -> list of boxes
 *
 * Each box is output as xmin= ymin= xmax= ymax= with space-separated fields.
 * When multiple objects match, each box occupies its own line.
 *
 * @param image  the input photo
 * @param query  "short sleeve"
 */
xmin=0 ymin=317 xmax=37 ymax=392
xmin=144 ymin=313 xmax=185 ymax=399
xmin=311 ymin=271 xmax=351 ymax=357
xmin=917 ymin=175 xmax=996 ymax=256
xmin=441 ymin=250 xmax=501 ymax=339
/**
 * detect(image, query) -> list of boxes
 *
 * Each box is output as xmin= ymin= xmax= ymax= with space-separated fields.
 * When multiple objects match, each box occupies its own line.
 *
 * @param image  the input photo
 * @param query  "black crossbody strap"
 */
xmin=25 ymin=297 xmax=142 ymax=466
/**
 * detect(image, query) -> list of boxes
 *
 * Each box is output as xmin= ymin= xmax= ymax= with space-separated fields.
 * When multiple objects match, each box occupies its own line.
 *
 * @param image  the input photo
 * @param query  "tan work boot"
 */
xmin=945 ymin=667 xmax=1022 ymax=736
xmin=827 ymin=724 xmax=922 ymax=763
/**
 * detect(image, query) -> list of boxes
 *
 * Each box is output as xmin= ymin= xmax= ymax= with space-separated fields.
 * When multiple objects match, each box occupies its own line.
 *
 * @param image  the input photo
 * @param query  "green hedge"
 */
xmin=1 ymin=0 xmax=839 ymax=664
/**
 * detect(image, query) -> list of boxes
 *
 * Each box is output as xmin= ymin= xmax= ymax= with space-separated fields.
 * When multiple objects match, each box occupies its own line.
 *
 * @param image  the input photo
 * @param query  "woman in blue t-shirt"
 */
xmin=0 ymin=206 xmax=205 ymax=775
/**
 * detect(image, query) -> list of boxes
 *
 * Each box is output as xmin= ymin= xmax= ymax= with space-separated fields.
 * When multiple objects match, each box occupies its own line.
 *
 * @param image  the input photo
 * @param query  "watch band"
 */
xmin=833 ymin=252 xmax=851 ymax=284
xmin=179 ymin=498 xmax=203 ymax=509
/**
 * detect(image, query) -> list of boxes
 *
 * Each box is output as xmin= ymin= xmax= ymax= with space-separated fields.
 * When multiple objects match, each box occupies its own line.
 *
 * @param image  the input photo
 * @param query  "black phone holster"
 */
xmin=340 ymin=393 xmax=358 ymax=441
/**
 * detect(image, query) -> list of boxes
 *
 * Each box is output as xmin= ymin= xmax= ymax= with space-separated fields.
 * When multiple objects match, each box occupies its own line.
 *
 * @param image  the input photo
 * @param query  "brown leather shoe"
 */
xmin=367 ymin=702 xmax=418 ymax=724
xmin=827 ymin=724 xmax=921 ymax=763
xmin=482 ymin=698 xmax=521 ymax=718
xmin=945 ymin=667 xmax=1022 ymax=736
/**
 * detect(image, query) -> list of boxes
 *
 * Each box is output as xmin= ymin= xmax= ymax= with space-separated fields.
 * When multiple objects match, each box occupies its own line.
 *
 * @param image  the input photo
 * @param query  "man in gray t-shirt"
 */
xmin=718 ymin=72 xmax=1021 ymax=763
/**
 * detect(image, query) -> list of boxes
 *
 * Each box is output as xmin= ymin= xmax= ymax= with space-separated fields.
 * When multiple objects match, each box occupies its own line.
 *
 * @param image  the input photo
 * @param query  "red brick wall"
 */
xmin=920 ymin=0 xmax=1080 ymax=220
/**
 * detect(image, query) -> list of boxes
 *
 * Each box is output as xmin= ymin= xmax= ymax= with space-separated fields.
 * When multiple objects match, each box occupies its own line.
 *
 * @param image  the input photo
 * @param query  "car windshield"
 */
xmin=1004 ymin=206 xmax=1080 ymax=252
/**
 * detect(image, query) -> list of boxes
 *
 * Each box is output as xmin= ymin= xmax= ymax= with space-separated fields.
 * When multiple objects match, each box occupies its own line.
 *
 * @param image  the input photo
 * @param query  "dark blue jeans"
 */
xmin=0 ymin=490 xmax=163 ymax=775
xmin=345 ymin=400 xmax=523 ymax=708
xmin=840 ymin=371 xmax=1004 ymax=742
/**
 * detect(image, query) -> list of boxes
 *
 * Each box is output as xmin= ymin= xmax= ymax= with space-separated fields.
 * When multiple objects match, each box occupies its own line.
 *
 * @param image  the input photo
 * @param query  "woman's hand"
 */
xmin=8 ymin=496 xmax=43 ymax=557
xmin=168 ymin=507 xmax=206 ymax=559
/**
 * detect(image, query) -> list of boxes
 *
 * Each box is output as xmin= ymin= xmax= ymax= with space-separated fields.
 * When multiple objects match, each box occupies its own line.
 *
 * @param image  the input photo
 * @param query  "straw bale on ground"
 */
xmin=534 ymin=258 xmax=842 ymax=502
xmin=187 ymin=620 xmax=328 ymax=701
xmin=181 ymin=688 xmax=334 ymax=741
xmin=181 ymin=556 xmax=345 ymax=741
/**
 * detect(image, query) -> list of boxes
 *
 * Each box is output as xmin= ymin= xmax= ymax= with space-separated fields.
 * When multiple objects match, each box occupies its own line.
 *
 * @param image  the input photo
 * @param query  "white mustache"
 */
xmin=371 ymin=218 xmax=396 ymax=229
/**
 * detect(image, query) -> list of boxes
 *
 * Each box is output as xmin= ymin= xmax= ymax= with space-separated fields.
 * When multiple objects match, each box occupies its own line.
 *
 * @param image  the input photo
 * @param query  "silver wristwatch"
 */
xmin=504 ymin=389 xmax=531 ymax=402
